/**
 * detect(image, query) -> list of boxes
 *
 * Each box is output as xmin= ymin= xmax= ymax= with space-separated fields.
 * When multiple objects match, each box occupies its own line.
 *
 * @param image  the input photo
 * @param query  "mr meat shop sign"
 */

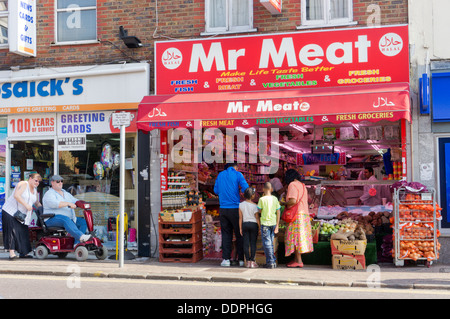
xmin=155 ymin=25 xmax=408 ymax=94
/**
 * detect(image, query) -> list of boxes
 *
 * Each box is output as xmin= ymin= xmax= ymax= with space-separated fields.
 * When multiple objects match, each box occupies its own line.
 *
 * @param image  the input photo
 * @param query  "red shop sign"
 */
xmin=155 ymin=25 xmax=409 ymax=95
xmin=138 ymin=83 xmax=410 ymax=129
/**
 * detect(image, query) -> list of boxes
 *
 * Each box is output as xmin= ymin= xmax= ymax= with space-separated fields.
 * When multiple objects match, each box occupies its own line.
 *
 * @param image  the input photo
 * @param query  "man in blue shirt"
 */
xmin=214 ymin=163 xmax=249 ymax=267
xmin=43 ymin=175 xmax=91 ymax=245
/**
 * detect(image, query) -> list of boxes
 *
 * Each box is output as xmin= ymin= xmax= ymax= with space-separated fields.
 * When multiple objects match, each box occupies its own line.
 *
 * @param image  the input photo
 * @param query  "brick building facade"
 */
xmin=0 ymin=1 xmax=410 ymax=258
xmin=1 ymin=0 xmax=408 ymax=93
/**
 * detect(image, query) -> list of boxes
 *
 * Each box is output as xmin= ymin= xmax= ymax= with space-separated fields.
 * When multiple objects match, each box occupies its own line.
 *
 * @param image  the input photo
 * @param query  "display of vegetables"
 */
xmin=398 ymin=200 xmax=442 ymax=222
xmin=337 ymin=211 xmax=391 ymax=228
xmin=399 ymin=223 xmax=434 ymax=240
xmin=392 ymin=191 xmax=441 ymax=263
xmin=330 ymin=218 xmax=367 ymax=241
xmin=395 ymin=240 xmax=441 ymax=261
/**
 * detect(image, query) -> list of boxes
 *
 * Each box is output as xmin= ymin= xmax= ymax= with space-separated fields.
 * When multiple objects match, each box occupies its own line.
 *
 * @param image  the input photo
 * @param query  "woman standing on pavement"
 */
xmin=282 ymin=169 xmax=313 ymax=268
xmin=2 ymin=173 xmax=42 ymax=259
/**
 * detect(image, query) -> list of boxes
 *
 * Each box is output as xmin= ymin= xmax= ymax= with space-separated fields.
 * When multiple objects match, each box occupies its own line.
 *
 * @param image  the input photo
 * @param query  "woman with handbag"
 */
xmin=282 ymin=169 xmax=313 ymax=268
xmin=2 ymin=173 xmax=42 ymax=260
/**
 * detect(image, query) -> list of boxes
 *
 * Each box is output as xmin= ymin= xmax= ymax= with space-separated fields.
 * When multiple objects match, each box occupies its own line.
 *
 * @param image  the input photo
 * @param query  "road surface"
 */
xmin=1 ymin=274 xmax=449 ymax=301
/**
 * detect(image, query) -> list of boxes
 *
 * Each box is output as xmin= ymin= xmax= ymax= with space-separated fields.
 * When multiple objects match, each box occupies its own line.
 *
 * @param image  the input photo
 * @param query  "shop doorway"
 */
xmin=438 ymin=137 xmax=450 ymax=230
xmin=8 ymin=138 xmax=56 ymax=201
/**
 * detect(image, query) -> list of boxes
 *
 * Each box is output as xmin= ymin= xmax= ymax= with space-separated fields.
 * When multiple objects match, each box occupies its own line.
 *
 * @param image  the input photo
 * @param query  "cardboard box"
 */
xmin=173 ymin=211 xmax=192 ymax=222
xmin=332 ymin=254 xmax=366 ymax=270
xmin=254 ymin=237 xmax=278 ymax=265
xmin=160 ymin=211 xmax=174 ymax=222
xmin=255 ymin=251 xmax=279 ymax=266
xmin=331 ymin=239 xmax=367 ymax=256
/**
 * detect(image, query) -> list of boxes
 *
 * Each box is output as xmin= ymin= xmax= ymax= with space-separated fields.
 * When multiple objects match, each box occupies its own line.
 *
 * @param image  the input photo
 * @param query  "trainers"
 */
xmin=263 ymin=263 xmax=277 ymax=269
xmin=239 ymin=260 xmax=245 ymax=267
xmin=80 ymin=234 xmax=92 ymax=243
xmin=220 ymin=259 xmax=231 ymax=267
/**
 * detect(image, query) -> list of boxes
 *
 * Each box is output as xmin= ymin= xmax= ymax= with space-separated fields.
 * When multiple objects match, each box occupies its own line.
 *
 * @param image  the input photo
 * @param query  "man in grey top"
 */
xmin=43 ymin=175 xmax=91 ymax=244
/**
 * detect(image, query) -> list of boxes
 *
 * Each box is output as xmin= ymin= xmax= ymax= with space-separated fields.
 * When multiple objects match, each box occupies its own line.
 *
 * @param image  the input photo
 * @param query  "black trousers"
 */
xmin=242 ymin=222 xmax=258 ymax=261
xmin=219 ymin=208 xmax=244 ymax=261
xmin=2 ymin=210 xmax=32 ymax=256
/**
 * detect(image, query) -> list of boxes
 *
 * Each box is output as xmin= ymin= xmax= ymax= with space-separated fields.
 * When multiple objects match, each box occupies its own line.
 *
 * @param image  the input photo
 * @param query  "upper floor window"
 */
xmin=55 ymin=0 xmax=97 ymax=44
xmin=204 ymin=0 xmax=255 ymax=34
xmin=0 ymin=0 xmax=8 ymax=47
xmin=301 ymin=0 xmax=354 ymax=28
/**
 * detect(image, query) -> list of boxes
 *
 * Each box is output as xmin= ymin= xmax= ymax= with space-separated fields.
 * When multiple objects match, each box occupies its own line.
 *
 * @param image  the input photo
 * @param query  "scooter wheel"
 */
xmin=95 ymin=246 xmax=109 ymax=260
xmin=74 ymin=246 xmax=89 ymax=262
xmin=35 ymin=246 xmax=49 ymax=260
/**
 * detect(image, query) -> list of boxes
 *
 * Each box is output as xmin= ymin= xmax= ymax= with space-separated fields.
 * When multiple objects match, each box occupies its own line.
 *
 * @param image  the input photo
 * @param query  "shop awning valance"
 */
xmin=137 ymin=83 xmax=410 ymax=131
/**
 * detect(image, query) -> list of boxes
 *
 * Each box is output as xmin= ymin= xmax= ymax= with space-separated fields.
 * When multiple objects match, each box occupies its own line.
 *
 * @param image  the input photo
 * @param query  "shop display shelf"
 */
xmin=159 ymin=221 xmax=202 ymax=235
xmin=393 ymin=187 xmax=440 ymax=267
xmin=159 ymin=232 xmax=202 ymax=245
xmin=158 ymin=207 xmax=203 ymax=263
xmin=159 ymin=239 xmax=203 ymax=254
xmin=159 ymin=250 xmax=203 ymax=263
xmin=160 ymin=208 xmax=202 ymax=224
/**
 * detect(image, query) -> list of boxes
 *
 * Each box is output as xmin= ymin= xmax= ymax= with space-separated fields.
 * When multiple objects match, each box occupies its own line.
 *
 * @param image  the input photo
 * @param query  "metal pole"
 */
xmin=119 ymin=124 xmax=125 ymax=268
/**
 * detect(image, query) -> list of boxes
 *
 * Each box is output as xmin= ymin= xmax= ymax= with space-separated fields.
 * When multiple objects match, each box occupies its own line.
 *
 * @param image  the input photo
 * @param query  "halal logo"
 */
xmin=379 ymin=33 xmax=403 ymax=57
xmin=162 ymin=48 xmax=183 ymax=70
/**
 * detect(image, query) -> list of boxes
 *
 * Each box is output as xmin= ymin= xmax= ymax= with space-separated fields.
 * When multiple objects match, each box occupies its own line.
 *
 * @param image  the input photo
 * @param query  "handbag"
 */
xmin=14 ymin=210 xmax=27 ymax=223
xmin=281 ymin=182 xmax=306 ymax=223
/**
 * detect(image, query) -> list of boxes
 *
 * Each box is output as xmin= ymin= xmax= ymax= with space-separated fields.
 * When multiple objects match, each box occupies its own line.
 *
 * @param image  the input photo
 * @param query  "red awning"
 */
xmin=137 ymin=83 xmax=410 ymax=131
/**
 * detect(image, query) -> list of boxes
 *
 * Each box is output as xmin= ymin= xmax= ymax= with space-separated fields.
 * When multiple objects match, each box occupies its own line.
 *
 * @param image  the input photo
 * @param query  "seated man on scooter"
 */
xmin=43 ymin=175 xmax=92 ymax=244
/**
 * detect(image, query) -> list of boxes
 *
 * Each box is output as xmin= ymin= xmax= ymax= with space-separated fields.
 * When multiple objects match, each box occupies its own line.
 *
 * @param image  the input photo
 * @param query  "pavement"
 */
xmin=1 ymin=250 xmax=450 ymax=291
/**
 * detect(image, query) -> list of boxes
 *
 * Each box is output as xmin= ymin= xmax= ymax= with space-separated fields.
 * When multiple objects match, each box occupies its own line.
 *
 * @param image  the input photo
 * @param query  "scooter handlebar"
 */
xmin=75 ymin=200 xmax=91 ymax=210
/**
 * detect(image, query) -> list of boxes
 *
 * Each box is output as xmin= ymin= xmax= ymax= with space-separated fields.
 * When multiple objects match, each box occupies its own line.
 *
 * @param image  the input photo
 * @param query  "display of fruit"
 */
xmin=319 ymin=222 xmax=340 ymax=235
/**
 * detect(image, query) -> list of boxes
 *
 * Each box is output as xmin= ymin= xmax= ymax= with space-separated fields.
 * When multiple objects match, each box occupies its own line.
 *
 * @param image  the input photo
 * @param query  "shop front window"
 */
xmin=58 ymin=133 xmax=136 ymax=243
xmin=10 ymin=140 xmax=54 ymax=198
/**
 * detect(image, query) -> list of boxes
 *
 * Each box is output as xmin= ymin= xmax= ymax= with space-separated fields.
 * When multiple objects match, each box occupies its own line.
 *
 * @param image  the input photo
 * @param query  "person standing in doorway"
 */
xmin=214 ymin=163 xmax=249 ymax=267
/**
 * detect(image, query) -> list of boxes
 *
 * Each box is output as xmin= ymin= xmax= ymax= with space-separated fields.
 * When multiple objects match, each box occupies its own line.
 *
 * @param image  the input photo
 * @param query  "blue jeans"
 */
xmin=261 ymin=225 xmax=276 ymax=265
xmin=45 ymin=215 xmax=87 ymax=244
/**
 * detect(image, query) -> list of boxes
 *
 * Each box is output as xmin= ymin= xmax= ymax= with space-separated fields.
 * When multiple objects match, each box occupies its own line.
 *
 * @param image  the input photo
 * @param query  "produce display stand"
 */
xmin=393 ymin=187 xmax=441 ymax=267
xmin=159 ymin=208 xmax=203 ymax=263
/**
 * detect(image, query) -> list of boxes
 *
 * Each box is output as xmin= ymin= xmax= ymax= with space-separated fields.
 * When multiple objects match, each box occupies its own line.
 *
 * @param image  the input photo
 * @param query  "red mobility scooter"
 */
xmin=32 ymin=201 xmax=108 ymax=261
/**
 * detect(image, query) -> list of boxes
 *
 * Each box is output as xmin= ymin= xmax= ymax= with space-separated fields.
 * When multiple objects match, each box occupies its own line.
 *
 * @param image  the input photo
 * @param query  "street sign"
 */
xmin=112 ymin=112 xmax=131 ymax=127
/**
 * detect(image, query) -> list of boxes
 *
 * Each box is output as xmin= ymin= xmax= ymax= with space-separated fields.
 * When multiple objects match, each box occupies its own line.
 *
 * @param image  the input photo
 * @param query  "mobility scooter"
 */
xmin=32 ymin=200 xmax=109 ymax=261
